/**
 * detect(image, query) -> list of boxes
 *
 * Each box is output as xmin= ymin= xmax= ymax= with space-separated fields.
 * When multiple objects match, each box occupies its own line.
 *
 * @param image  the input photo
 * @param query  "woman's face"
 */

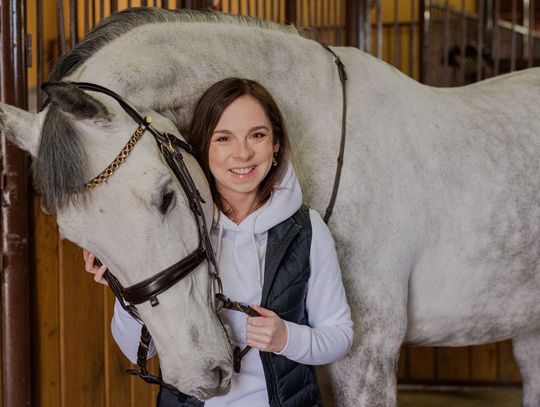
xmin=208 ymin=95 xmax=279 ymax=207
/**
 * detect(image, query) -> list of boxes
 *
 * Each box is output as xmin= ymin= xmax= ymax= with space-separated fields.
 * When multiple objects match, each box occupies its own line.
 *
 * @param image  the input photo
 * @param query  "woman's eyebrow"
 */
xmin=213 ymin=125 xmax=269 ymax=135
xmin=213 ymin=129 xmax=232 ymax=135
xmin=249 ymin=125 xmax=269 ymax=132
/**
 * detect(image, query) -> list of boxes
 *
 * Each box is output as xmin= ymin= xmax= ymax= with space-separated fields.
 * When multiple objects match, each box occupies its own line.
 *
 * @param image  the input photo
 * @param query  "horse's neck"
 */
xmin=72 ymin=23 xmax=340 ymax=144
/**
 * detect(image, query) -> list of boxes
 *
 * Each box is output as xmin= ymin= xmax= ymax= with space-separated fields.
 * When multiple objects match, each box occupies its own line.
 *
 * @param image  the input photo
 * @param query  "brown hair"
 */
xmin=189 ymin=77 xmax=291 ymax=218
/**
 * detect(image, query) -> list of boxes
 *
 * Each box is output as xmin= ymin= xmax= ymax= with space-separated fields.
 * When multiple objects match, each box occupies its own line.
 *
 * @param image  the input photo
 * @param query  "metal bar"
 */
xmin=477 ymin=0 xmax=484 ymax=80
xmin=528 ymin=0 xmax=534 ymax=67
xmin=345 ymin=0 xmax=358 ymax=48
xmin=100 ymin=0 xmax=104 ymax=20
xmin=511 ymin=0 xmax=517 ymax=72
xmin=111 ymin=0 xmax=118 ymax=13
xmin=377 ymin=0 xmax=382 ymax=58
xmin=1 ymin=0 xmax=31 ymax=406
xmin=334 ymin=0 xmax=339 ymax=45
xmin=443 ymin=0 xmax=450 ymax=85
xmin=365 ymin=0 xmax=371 ymax=53
xmin=92 ymin=0 xmax=97 ymax=26
xmin=459 ymin=0 xmax=467 ymax=84
xmin=493 ymin=0 xmax=500 ymax=75
xmin=69 ymin=0 xmax=78 ymax=49
xmin=358 ymin=0 xmax=365 ymax=50
xmin=37 ymin=0 xmax=44 ymax=107
xmin=420 ymin=0 xmax=432 ymax=84
xmin=409 ymin=0 xmax=416 ymax=79
xmin=326 ymin=0 xmax=331 ymax=43
xmin=163 ymin=0 xmax=169 ymax=8
xmin=285 ymin=0 xmax=296 ymax=24
xmin=84 ymin=0 xmax=89 ymax=34
xmin=393 ymin=0 xmax=400 ymax=69
xmin=56 ymin=0 xmax=66 ymax=55
xmin=141 ymin=0 xmax=148 ymax=7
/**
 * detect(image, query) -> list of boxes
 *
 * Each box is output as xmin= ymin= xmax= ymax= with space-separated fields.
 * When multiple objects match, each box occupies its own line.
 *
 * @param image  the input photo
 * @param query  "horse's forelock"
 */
xmin=34 ymin=105 xmax=89 ymax=213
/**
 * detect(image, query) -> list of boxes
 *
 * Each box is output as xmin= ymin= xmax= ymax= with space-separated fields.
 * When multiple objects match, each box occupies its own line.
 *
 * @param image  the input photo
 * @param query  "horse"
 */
xmin=1 ymin=7 xmax=540 ymax=406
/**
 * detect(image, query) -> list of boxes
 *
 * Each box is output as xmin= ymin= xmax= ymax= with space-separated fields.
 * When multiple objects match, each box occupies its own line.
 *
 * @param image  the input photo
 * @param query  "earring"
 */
xmin=272 ymin=153 xmax=278 ymax=167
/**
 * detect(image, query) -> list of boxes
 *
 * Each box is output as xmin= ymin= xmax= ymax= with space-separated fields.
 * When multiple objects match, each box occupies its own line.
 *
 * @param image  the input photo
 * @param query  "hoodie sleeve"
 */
xmin=111 ymin=299 xmax=156 ymax=364
xmin=275 ymin=209 xmax=353 ymax=365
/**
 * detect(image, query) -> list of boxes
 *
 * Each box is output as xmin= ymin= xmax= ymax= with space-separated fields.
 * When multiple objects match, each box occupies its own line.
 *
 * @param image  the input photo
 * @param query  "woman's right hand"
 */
xmin=83 ymin=249 xmax=109 ymax=285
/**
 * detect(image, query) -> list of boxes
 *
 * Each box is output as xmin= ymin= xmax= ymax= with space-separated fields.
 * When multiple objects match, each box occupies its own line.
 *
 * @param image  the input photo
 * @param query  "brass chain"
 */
xmin=85 ymin=121 xmax=148 ymax=190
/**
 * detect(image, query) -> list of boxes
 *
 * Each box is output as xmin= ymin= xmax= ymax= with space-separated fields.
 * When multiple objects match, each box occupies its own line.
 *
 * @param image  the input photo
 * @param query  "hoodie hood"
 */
xmin=215 ymin=161 xmax=302 ymax=234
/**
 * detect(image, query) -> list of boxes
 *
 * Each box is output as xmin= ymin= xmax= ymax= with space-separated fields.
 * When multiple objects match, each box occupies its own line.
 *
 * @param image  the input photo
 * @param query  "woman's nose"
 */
xmin=233 ymin=140 xmax=254 ymax=161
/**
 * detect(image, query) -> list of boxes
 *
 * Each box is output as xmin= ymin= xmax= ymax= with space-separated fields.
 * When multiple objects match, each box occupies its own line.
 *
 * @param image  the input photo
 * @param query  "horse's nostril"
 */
xmin=211 ymin=366 xmax=224 ymax=385
xmin=210 ymin=364 xmax=230 ymax=388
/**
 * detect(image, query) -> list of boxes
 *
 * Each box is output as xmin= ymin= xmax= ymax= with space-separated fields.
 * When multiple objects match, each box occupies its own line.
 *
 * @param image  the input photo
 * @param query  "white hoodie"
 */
xmin=111 ymin=162 xmax=353 ymax=406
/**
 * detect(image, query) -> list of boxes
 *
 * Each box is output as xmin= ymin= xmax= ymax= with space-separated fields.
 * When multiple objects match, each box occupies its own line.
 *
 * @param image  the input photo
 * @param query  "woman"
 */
xmin=84 ymin=78 xmax=352 ymax=406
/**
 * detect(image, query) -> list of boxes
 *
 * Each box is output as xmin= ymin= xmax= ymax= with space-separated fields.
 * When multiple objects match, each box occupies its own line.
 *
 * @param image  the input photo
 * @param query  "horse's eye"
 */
xmin=160 ymin=189 xmax=175 ymax=214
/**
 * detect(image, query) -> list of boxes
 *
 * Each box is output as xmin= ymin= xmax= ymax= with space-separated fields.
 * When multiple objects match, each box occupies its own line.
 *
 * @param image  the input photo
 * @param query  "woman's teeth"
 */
xmin=230 ymin=166 xmax=255 ymax=175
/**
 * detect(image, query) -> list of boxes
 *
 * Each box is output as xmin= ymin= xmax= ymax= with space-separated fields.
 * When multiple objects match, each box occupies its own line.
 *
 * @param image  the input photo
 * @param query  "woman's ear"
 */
xmin=273 ymin=142 xmax=280 ymax=154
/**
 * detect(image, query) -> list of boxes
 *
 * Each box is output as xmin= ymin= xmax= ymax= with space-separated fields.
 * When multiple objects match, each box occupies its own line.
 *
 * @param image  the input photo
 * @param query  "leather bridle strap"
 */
xmin=122 ymin=247 xmax=207 ymax=305
xmin=320 ymin=43 xmax=348 ymax=224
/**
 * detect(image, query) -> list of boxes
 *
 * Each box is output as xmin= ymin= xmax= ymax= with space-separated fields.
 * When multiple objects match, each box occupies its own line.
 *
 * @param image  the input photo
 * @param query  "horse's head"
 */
xmin=0 ymin=82 xmax=233 ymax=399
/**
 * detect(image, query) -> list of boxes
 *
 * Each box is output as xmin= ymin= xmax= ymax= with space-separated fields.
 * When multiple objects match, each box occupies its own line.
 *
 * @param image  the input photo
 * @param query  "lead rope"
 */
xmin=320 ymin=43 xmax=348 ymax=224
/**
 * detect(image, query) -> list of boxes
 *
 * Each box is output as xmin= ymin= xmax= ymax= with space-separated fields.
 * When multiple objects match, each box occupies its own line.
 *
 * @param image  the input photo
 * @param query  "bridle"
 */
xmin=62 ymin=81 xmax=258 ymax=395
xmin=53 ymin=42 xmax=347 ymax=398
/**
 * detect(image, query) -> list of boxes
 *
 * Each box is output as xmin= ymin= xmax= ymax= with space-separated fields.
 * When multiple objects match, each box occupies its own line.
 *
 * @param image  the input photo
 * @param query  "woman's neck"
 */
xmin=220 ymin=191 xmax=259 ymax=224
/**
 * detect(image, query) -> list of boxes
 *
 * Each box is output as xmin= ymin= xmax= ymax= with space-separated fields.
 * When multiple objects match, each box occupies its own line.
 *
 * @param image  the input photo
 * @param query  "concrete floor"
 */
xmin=397 ymin=386 xmax=522 ymax=407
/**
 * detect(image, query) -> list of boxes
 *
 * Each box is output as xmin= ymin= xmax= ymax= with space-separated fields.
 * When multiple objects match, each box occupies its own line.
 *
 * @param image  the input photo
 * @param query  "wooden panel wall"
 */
xmin=32 ymin=198 xmax=161 ymax=406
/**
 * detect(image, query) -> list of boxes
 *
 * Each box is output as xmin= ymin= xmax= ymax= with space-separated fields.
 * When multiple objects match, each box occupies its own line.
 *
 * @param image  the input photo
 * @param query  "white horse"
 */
xmin=1 ymin=7 xmax=539 ymax=406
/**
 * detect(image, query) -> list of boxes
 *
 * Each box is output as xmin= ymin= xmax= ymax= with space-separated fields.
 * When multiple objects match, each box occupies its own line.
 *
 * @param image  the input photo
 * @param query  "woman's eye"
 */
xmin=160 ymin=189 xmax=175 ymax=214
xmin=214 ymin=136 xmax=229 ymax=142
xmin=252 ymin=132 xmax=266 ymax=139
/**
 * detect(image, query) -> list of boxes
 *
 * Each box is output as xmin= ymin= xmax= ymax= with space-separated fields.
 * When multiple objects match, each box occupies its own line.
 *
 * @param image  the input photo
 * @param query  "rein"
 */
xmin=54 ymin=42 xmax=347 ymax=398
xmin=320 ymin=43 xmax=348 ymax=224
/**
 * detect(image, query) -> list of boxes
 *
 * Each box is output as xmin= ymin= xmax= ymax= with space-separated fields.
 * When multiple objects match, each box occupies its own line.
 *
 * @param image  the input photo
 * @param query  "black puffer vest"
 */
xmin=158 ymin=206 xmax=322 ymax=407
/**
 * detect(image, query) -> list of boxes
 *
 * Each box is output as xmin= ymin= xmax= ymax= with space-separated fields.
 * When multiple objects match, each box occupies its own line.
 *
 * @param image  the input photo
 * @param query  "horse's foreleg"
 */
xmin=329 ymin=288 xmax=408 ymax=407
xmin=513 ymin=331 xmax=540 ymax=407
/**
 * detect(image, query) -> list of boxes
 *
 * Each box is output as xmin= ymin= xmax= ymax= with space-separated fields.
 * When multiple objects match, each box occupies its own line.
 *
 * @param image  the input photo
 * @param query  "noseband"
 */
xmin=62 ymin=81 xmax=257 ymax=396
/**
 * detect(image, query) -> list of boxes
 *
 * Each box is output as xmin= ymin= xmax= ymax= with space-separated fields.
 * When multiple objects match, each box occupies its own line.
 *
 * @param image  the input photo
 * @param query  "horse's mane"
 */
xmin=49 ymin=7 xmax=298 ymax=81
xmin=38 ymin=7 xmax=299 ymax=213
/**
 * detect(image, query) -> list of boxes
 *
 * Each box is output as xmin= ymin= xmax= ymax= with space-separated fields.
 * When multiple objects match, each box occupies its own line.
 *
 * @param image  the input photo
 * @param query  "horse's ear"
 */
xmin=41 ymin=82 xmax=110 ymax=121
xmin=0 ymin=102 xmax=40 ymax=156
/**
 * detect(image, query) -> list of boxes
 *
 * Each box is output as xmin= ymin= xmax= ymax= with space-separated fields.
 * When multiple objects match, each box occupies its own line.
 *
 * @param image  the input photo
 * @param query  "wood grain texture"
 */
xmin=407 ymin=347 xmax=435 ymax=381
xmin=104 ymin=288 xmax=132 ymax=406
xmin=60 ymin=240 xmax=105 ymax=407
xmin=471 ymin=343 xmax=498 ymax=381
xmin=32 ymin=197 xmax=60 ymax=406
xmin=435 ymin=347 xmax=470 ymax=380
xmin=499 ymin=340 xmax=522 ymax=382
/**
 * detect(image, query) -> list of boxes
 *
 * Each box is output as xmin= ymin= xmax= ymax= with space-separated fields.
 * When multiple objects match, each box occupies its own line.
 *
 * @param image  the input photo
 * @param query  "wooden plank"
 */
xmin=131 ymin=369 xmax=155 ymax=407
xmin=435 ymin=347 xmax=470 ymax=381
xmin=499 ymin=340 xmax=522 ymax=382
xmin=470 ymin=343 xmax=498 ymax=381
xmin=60 ymin=240 xmax=105 ymax=407
xmin=104 ymin=289 xmax=131 ymax=407
xmin=397 ymin=346 xmax=407 ymax=380
xmin=408 ymin=347 xmax=435 ymax=381
xmin=32 ymin=196 xmax=60 ymax=406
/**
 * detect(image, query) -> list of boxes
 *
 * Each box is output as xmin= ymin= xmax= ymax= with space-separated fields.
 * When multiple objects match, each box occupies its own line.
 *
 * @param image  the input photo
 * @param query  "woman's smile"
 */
xmin=229 ymin=165 xmax=256 ymax=177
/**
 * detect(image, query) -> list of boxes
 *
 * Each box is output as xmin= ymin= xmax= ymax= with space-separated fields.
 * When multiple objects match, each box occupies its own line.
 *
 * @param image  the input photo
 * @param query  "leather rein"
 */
xmin=57 ymin=42 xmax=347 ymax=397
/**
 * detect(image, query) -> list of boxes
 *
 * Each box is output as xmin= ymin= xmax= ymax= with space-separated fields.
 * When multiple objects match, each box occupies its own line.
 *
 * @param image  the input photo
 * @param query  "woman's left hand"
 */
xmin=246 ymin=305 xmax=288 ymax=353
